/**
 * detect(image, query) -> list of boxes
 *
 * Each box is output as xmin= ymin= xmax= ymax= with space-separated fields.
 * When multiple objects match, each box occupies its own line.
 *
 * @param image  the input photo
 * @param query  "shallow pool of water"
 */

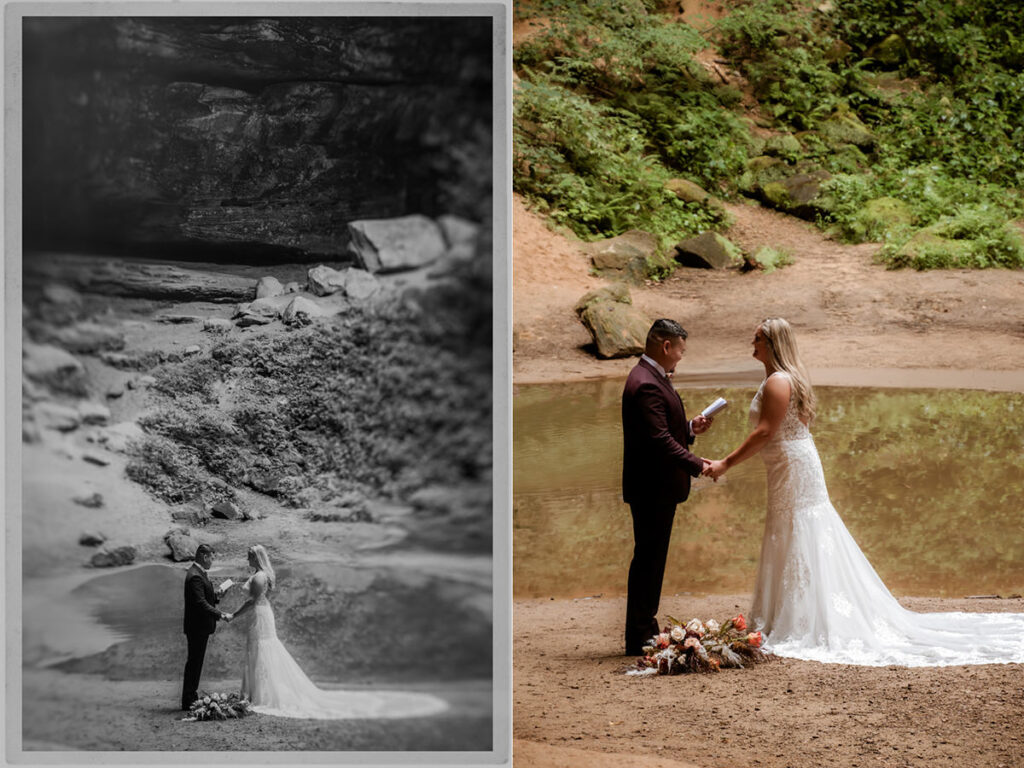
xmin=514 ymin=379 xmax=1024 ymax=599
xmin=48 ymin=561 xmax=492 ymax=685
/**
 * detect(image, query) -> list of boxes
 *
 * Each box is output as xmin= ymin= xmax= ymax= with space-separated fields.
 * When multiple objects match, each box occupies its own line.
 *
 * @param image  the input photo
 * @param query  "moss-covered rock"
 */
xmin=764 ymin=134 xmax=803 ymax=162
xmin=868 ymin=34 xmax=907 ymax=67
xmin=760 ymin=170 xmax=835 ymax=221
xmin=738 ymin=155 xmax=789 ymax=195
xmin=665 ymin=178 xmax=725 ymax=211
xmin=819 ymin=110 xmax=876 ymax=150
xmin=574 ymin=283 xmax=632 ymax=316
xmin=674 ymin=231 xmax=743 ymax=269
xmin=824 ymin=143 xmax=871 ymax=174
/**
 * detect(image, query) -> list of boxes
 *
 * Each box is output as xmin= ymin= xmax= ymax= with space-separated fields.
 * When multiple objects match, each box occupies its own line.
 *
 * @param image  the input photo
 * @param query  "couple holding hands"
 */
xmin=622 ymin=318 xmax=1024 ymax=667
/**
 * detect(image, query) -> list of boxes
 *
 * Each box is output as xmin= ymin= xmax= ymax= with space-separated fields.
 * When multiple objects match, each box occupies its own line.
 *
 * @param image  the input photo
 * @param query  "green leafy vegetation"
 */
xmin=515 ymin=0 xmax=1024 ymax=269
xmin=127 ymin=284 xmax=492 ymax=519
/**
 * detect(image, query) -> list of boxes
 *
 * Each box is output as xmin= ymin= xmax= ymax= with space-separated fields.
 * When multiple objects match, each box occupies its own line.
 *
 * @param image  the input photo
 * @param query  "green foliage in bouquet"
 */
xmin=186 ymin=692 xmax=253 ymax=721
xmin=631 ymin=614 xmax=772 ymax=675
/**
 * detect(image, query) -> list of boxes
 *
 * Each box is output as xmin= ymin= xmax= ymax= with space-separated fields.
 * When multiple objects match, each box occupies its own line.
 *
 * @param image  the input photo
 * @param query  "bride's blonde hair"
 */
xmin=249 ymin=545 xmax=276 ymax=592
xmin=760 ymin=317 xmax=816 ymax=424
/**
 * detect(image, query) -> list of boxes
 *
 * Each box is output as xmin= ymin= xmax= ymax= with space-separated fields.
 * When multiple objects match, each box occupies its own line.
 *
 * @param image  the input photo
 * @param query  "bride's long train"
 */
xmin=750 ymin=372 xmax=1024 ymax=667
xmin=242 ymin=589 xmax=448 ymax=719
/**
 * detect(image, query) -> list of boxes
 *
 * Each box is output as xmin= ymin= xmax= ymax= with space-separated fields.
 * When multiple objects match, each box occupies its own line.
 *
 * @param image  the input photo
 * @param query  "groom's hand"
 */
xmin=691 ymin=415 xmax=713 ymax=435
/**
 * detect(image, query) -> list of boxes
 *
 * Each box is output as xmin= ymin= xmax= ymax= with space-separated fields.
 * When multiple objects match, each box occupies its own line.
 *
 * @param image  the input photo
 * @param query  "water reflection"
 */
xmin=52 ymin=562 xmax=492 ymax=684
xmin=514 ymin=381 xmax=1024 ymax=599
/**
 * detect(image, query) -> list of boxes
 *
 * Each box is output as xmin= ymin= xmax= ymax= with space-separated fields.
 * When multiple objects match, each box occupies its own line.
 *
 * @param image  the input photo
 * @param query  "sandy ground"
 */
xmin=511 ymin=194 xmax=1024 ymax=768
xmin=514 ymin=595 xmax=1024 ymax=768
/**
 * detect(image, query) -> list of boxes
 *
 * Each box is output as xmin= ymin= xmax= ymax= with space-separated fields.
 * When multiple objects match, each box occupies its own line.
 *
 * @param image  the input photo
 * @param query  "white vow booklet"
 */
xmin=218 ymin=579 xmax=234 ymax=592
xmin=701 ymin=397 xmax=728 ymax=418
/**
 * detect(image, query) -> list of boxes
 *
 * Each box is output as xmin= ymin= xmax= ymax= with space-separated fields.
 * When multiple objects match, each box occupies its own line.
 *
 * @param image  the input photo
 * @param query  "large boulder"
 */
xmin=347 ymin=215 xmax=447 ymax=273
xmin=674 ymin=231 xmax=743 ymax=269
xmin=665 ymin=179 xmax=725 ymax=210
xmin=819 ymin=110 xmax=876 ymax=150
xmin=79 ymin=531 xmax=107 ymax=547
xmin=573 ymin=283 xmax=633 ymax=316
xmin=255 ymin=276 xmax=285 ymax=299
xmin=23 ymin=342 xmax=87 ymax=394
xmin=342 ymin=268 xmax=381 ymax=300
xmin=579 ymin=301 xmax=652 ymax=359
xmin=282 ymin=296 xmax=329 ymax=324
xmin=164 ymin=530 xmax=198 ymax=562
xmin=91 ymin=545 xmax=136 ymax=568
xmin=210 ymin=500 xmax=243 ymax=521
xmin=307 ymin=265 xmax=348 ymax=297
xmin=760 ymin=170 xmax=835 ymax=221
xmin=583 ymin=230 xmax=663 ymax=284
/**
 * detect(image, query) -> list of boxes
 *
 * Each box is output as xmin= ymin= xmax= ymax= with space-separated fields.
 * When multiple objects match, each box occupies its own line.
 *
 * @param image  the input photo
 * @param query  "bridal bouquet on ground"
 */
xmin=628 ymin=614 xmax=772 ymax=676
xmin=184 ymin=692 xmax=254 ymax=721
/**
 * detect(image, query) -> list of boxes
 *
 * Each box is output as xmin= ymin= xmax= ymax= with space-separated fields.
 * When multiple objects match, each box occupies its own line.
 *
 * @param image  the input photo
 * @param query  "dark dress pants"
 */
xmin=181 ymin=631 xmax=210 ymax=709
xmin=624 ymin=501 xmax=676 ymax=654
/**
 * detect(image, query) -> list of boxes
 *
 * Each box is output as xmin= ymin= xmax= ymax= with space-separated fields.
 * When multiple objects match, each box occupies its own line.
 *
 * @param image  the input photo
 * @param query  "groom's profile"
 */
xmin=181 ymin=544 xmax=230 ymax=710
xmin=621 ymin=319 xmax=713 ymax=655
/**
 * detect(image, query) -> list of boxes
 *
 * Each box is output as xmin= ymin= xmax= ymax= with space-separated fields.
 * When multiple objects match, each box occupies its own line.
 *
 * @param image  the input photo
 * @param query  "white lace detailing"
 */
xmin=748 ymin=375 xmax=1024 ymax=667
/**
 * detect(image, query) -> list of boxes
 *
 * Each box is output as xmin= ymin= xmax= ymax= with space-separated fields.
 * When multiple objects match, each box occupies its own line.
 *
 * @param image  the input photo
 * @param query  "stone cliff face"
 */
xmin=23 ymin=17 xmax=493 ymax=262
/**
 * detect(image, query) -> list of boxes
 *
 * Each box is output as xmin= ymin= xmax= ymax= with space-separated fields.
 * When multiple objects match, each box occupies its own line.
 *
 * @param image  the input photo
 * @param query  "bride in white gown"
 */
xmin=226 ymin=545 xmax=448 ymax=718
xmin=703 ymin=318 xmax=1024 ymax=666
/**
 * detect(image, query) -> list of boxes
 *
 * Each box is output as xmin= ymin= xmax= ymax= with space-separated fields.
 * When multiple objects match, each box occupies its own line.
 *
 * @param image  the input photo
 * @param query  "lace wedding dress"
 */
xmin=749 ymin=371 xmax=1024 ymax=666
xmin=240 ymin=573 xmax=448 ymax=718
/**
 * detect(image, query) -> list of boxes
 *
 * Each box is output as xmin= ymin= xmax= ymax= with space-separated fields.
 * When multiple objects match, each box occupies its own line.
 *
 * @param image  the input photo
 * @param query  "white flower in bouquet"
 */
xmin=685 ymin=618 xmax=705 ymax=636
xmin=203 ymin=696 xmax=211 ymax=705
xmin=705 ymin=618 xmax=720 ymax=633
xmin=669 ymin=626 xmax=685 ymax=643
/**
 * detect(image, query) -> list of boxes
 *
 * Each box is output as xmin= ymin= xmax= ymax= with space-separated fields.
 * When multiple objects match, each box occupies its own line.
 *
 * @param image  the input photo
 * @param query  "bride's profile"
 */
xmin=703 ymin=318 xmax=1024 ymax=666
xmin=226 ymin=544 xmax=448 ymax=718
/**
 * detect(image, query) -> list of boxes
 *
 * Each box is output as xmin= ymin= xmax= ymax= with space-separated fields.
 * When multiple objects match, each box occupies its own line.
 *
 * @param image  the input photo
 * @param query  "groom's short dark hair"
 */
xmin=646 ymin=319 xmax=688 ymax=348
xmin=195 ymin=544 xmax=214 ymax=559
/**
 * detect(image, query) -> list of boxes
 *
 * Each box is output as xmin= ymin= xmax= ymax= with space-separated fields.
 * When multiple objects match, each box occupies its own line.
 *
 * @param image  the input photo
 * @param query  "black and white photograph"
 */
xmin=6 ymin=3 xmax=508 ymax=761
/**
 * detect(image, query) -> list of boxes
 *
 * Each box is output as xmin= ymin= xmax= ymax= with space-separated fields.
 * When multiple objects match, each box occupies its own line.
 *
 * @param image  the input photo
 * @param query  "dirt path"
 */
xmin=513 ymin=194 xmax=1024 ymax=388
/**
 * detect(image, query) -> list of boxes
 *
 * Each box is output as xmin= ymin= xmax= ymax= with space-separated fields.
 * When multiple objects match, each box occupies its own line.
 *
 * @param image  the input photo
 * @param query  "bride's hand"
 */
xmin=703 ymin=459 xmax=727 ymax=481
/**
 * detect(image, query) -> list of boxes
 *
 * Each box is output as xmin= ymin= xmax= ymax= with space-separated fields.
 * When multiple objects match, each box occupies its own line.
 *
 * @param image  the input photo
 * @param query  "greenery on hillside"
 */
xmin=514 ymin=0 xmax=1024 ymax=269
xmin=125 ymin=282 xmax=492 ymax=532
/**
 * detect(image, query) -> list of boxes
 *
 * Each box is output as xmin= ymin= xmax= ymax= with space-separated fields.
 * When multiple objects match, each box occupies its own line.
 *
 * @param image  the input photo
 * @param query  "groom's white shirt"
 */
xmin=192 ymin=562 xmax=210 ymax=576
xmin=640 ymin=354 xmax=668 ymax=379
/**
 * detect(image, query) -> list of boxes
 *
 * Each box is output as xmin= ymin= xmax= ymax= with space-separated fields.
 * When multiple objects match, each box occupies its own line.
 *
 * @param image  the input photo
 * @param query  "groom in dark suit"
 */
xmin=181 ymin=544 xmax=230 ymax=710
xmin=622 ymin=319 xmax=713 ymax=655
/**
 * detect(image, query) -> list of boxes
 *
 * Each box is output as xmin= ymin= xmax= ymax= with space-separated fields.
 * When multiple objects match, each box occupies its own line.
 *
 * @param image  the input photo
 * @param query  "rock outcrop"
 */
xmin=23 ymin=18 xmax=493 ymax=261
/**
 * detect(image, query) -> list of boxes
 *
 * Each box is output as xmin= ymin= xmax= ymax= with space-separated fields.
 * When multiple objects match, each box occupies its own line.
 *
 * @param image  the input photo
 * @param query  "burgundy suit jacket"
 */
xmin=621 ymin=358 xmax=706 ymax=506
